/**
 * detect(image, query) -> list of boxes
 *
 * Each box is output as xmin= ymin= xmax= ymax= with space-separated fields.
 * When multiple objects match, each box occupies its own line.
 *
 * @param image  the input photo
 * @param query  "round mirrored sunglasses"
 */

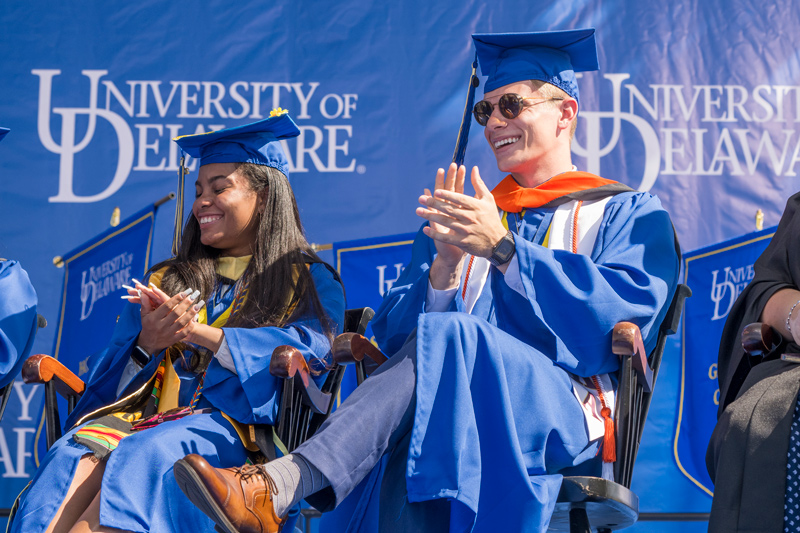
xmin=472 ymin=94 xmax=564 ymax=126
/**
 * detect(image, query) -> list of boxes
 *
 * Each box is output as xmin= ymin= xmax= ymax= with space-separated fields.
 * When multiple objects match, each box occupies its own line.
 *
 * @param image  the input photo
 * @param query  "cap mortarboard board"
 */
xmin=0 ymin=128 xmax=9 ymax=143
xmin=472 ymin=29 xmax=599 ymax=104
xmin=173 ymin=112 xmax=300 ymax=176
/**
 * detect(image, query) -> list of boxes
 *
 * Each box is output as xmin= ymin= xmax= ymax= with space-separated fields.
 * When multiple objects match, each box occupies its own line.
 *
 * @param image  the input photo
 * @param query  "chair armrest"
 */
xmin=741 ymin=322 xmax=779 ymax=357
xmin=332 ymin=333 xmax=388 ymax=366
xmin=22 ymin=354 xmax=85 ymax=399
xmin=612 ymin=322 xmax=652 ymax=393
xmin=270 ymin=346 xmax=331 ymax=415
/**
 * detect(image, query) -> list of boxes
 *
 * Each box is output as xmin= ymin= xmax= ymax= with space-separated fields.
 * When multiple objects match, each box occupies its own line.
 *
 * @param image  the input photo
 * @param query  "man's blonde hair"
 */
xmin=530 ymin=80 xmax=577 ymax=140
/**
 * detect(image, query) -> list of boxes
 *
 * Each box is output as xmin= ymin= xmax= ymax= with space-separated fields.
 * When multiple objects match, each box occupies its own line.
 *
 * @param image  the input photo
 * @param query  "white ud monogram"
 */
xmin=35 ymin=69 xmax=134 ymax=203
xmin=575 ymin=73 xmax=800 ymax=191
xmin=574 ymin=73 xmax=660 ymax=192
xmin=710 ymin=264 xmax=755 ymax=321
xmin=377 ymin=263 xmax=404 ymax=297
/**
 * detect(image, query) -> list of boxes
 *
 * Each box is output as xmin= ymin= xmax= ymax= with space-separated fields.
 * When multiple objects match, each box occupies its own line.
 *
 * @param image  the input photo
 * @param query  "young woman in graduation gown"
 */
xmin=8 ymin=114 xmax=345 ymax=533
xmin=708 ymin=192 xmax=800 ymax=532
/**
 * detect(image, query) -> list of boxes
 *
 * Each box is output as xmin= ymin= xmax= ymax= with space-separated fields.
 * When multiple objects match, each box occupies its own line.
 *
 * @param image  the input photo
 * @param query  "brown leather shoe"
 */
xmin=174 ymin=454 xmax=286 ymax=533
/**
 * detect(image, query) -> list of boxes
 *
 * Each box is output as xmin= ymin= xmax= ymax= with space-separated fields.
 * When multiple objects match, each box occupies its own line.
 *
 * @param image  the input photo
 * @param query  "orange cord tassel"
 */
xmin=601 ymin=407 xmax=616 ymax=463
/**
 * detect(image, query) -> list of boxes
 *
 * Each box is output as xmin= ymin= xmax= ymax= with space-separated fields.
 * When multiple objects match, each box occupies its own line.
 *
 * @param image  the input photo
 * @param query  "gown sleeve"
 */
xmin=0 ymin=260 xmax=39 ymax=388
xmin=65 ymin=300 xmax=146 ymax=427
xmin=506 ymin=192 xmax=680 ymax=377
xmin=70 ymin=262 xmax=345 ymax=428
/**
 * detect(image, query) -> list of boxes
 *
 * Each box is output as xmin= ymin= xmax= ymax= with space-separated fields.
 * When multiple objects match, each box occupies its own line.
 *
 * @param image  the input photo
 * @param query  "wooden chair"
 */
xmin=548 ymin=284 xmax=691 ymax=532
xmin=21 ymin=308 xmax=373 ymax=453
xmin=255 ymin=307 xmax=374 ymax=457
xmin=331 ymin=286 xmax=691 ymax=532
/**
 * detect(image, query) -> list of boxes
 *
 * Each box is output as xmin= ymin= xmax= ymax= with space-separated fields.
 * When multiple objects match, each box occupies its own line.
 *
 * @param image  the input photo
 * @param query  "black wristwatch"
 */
xmin=131 ymin=345 xmax=152 ymax=368
xmin=488 ymin=230 xmax=516 ymax=267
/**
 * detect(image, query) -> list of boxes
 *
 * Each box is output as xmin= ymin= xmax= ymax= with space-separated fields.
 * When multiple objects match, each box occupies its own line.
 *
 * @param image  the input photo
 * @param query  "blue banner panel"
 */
xmin=52 ymin=205 xmax=156 ymax=375
xmin=677 ymin=227 xmax=777 ymax=496
xmin=0 ymin=1 xmax=799 ymax=528
xmin=334 ymin=232 xmax=417 ymax=315
xmin=332 ymin=233 xmax=416 ymax=403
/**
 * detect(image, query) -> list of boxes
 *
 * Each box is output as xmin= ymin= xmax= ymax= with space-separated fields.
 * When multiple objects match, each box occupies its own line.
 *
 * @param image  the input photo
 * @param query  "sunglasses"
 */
xmin=472 ymin=94 xmax=565 ymax=126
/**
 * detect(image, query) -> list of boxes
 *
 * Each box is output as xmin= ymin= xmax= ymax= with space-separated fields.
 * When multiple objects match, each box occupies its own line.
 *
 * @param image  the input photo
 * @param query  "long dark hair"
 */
xmin=149 ymin=163 xmax=336 ymax=369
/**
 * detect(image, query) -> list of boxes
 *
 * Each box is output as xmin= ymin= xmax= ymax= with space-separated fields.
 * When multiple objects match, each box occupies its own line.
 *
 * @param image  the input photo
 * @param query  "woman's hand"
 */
xmin=137 ymin=289 xmax=201 ymax=355
xmin=123 ymin=279 xmax=169 ymax=315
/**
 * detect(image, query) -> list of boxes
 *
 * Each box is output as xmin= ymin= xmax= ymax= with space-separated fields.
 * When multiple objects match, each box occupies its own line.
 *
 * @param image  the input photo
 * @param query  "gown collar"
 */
xmin=491 ymin=170 xmax=622 ymax=212
xmin=216 ymin=255 xmax=252 ymax=281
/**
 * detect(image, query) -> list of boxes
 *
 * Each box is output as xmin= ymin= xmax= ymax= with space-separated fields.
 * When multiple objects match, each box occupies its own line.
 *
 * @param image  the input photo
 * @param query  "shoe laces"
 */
xmin=236 ymin=464 xmax=279 ymax=495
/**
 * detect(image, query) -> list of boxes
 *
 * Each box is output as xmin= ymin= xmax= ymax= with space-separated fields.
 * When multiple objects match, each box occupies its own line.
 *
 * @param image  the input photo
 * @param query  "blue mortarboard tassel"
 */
xmin=452 ymin=55 xmax=480 ymax=167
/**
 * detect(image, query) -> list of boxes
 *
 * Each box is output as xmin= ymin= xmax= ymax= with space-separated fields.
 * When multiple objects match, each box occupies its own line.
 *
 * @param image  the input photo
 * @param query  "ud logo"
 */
xmin=34 ymin=69 xmax=134 ymax=203
xmin=377 ymin=263 xmax=404 ymax=297
xmin=709 ymin=264 xmax=756 ymax=321
xmin=79 ymin=251 xmax=134 ymax=321
xmin=710 ymin=267 xmax=738 ymax=321
xmin=574 ymin=73 xmax=660 ymax=192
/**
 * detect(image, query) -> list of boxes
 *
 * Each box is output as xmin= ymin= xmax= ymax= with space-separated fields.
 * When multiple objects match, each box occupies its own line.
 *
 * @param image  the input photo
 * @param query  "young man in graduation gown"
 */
xmin=174 ymin=29 xmax=680 ymax=533
xmin=0 ymin=128 xmax=39 ymax=390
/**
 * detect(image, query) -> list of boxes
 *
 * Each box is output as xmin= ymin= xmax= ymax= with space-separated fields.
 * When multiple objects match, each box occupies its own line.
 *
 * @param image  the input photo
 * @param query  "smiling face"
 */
xmin=482 ymin=80 xmax=576 ymax=186
xmin=192 ymin=163 xmax=263 ymax=257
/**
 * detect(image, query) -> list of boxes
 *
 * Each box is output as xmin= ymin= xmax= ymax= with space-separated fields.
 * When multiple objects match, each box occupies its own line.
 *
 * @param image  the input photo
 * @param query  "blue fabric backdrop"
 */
xmin=1 ymin=0 xmax=800 ymax=529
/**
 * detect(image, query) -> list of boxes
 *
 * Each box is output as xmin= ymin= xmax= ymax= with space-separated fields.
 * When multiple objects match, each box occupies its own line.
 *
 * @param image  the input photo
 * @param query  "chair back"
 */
xmin=259 ymin=307 xmax=374 ymax=457
xmin=614 ymin=283 xmax=691 ymax=487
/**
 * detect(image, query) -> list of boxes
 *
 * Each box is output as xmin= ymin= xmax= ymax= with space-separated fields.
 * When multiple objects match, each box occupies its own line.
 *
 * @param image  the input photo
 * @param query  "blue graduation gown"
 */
xmin=0 ymin=260 xmax=38 ymax=389
xmin=326 ymin=191 xmax=679 ymax=532
xmin=10 ymin=262 xmax=344 ymax=533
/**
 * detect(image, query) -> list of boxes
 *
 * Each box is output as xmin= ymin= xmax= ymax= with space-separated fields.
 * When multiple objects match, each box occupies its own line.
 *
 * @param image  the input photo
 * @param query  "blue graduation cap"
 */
xmin=0 ymin=128 xmax=9 ymax=143
xmin=169 ymin=112 xmax=300 ymax=255
xmin=472 ymin=29 xmax=599 ymax=104
xmin=173 ymin=112 xmax=300 ymax=176
xmin=450 ymin=30 xmax=598 ymax=167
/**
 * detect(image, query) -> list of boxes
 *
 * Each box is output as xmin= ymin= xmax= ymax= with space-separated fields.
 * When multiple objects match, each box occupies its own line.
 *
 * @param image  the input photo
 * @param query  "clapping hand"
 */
xmin=417 ymin=163 xmax=508 ymax=260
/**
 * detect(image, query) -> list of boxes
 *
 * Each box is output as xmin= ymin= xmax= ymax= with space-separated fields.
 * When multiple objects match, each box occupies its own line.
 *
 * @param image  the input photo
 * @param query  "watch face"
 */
xmin=490 ymin=232 xmax=515 ymax=266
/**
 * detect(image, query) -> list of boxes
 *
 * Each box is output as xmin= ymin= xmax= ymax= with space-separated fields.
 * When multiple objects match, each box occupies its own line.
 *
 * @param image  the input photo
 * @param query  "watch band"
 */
xmin=131 ymin=345 xmax=152 ymax=368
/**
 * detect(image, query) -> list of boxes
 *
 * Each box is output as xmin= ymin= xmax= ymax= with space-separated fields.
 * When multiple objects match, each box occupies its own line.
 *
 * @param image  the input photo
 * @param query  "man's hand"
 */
xmin=417 ymin=164 xmax=508 ymax=260
xmin=416 ymin=164 xmax=467 ymax=290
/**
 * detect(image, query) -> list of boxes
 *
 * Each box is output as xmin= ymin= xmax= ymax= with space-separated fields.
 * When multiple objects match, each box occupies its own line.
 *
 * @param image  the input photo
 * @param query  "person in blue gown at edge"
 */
xmin=7 ymin=112 xmax=345 ymax=533
xmin=0 ymin=127 xmax=39 ymax=389
xmin=174 ymin=30 xmax=680 ymax=533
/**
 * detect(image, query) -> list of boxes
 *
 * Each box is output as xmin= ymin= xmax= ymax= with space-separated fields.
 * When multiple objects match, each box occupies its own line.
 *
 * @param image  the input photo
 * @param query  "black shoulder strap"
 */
xmin=540 ymin=182 xmax=636 ymax=208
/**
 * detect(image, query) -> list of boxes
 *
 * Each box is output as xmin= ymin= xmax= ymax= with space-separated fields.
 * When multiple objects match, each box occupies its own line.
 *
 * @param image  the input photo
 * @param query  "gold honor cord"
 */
xmin=173 ymin=154 xmax=189 ymax=256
